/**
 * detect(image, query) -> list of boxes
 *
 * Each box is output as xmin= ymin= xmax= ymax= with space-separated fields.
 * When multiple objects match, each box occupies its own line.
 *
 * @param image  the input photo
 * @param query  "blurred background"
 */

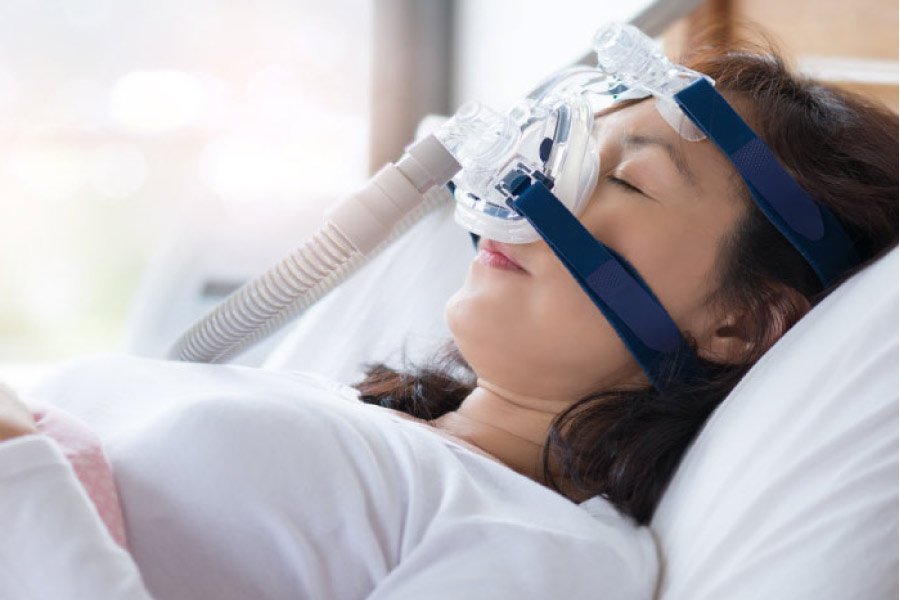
xmin=0 ymin=0 xmax=374 ymax=363
xmin=0 ymin=0 xmax=896 ymax=378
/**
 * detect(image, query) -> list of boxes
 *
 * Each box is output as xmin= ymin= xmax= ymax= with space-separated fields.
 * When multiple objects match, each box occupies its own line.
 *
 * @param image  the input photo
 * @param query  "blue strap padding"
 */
xmin=674 ymin=79 xmax=859 ymax=287
xmin=511 ymin=180 xmax=697 ymax=390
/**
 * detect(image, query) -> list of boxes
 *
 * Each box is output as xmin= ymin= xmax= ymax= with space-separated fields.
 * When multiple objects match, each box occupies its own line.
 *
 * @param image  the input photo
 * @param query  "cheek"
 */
xmin=446 ymin=261 xmax=643 ymax=398
xmin=445 ymin=269 xmax=535 ymax=379
xmin=445 ymin=268 xmax=523 ymax=350
xmin=536 ymin=274 xmax=643 ymax=384
xmin=586 ymin=205 xmax=728 ymax=331
xmin=630 ymin=225 xmax=715 ymax=304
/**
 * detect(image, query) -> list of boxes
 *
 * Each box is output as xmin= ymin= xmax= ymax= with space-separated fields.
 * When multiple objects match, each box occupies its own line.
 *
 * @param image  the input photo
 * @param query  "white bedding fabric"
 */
xmin=9 ymin=359 xmax=657 ymax=600
xmin=652 ymin=247 xmax=899 ymax=600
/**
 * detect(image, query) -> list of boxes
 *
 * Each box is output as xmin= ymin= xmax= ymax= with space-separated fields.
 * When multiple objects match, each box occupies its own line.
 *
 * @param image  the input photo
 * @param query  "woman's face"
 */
xmin=445 ymin=99 xmax=747 ymax=402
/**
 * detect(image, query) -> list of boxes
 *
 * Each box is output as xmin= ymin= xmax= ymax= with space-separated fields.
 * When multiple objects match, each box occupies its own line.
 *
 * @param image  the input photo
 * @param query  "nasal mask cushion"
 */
xmin=445 ymin=91 xmax=599 ymax=244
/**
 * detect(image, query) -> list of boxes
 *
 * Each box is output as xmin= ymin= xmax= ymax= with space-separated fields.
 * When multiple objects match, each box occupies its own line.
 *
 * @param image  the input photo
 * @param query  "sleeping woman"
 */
xmin=0 ymin=36 xmax=897 ymax=600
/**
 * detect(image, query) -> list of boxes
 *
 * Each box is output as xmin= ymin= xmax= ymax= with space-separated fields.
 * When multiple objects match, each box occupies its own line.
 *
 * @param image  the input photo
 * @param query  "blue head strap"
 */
xmin=674 ymin=79 xmax=859 ymax=288
xmin=504 ymin=173 xmax=700 ymax=391
xmin=501 ymin=80 xmax=859 ymax=389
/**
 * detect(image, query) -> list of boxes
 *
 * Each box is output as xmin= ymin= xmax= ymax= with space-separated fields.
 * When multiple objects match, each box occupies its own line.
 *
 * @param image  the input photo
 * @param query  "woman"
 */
xmin=359 ymin=47 xmax=900 ymax=524
xmin=0 ymin=42 xmax=897 ymax=599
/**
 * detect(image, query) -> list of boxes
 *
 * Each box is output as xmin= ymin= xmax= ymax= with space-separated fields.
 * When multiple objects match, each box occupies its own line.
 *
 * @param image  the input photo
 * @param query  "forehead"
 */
xmin=593 ymin=99 xmax=696 ymax=156
xmin=594 ymin=99 xmax=741 ymax=191
xmin=594 ymin=99 xmax=672 ymax=135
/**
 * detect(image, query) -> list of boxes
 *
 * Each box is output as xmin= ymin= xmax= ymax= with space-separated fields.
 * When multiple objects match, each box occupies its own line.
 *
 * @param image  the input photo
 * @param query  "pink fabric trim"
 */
xmin=31 ymin=403 xmax=129 ymax=550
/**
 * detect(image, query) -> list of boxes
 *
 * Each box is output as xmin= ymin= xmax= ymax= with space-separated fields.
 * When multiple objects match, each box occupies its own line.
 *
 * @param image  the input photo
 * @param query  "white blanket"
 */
xmin=8 ymin=358 xmax=658 ymax=600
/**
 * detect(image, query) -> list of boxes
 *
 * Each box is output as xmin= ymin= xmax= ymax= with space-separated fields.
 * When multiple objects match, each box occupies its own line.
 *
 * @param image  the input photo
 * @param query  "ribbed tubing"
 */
xmin=169 ymin=186 xmax=449 ymax=363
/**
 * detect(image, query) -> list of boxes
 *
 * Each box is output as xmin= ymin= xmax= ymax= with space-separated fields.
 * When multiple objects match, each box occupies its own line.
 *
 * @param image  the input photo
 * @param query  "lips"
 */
xmin=477 ymin=239 xmax=527 ymax=273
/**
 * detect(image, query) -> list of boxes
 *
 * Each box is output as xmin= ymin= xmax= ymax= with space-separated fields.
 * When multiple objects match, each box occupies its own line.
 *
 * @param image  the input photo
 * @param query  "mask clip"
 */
xmin=497 ymin=163 xmax=555 ymax=212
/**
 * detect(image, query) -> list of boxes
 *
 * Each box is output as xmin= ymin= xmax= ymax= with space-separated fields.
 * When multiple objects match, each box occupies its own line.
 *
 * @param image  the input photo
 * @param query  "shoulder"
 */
xmin=371 ymin=482 xmax=658 ymax=599
xmin=56 ymin=357 xmax=657 ymax=598
xmin=104 ymin=361 xmax=421 ymax=598
xmin=109 ymin=363 xmax=399 ymax=487
xmin=353 ymin=420 xmax=659 ymax=598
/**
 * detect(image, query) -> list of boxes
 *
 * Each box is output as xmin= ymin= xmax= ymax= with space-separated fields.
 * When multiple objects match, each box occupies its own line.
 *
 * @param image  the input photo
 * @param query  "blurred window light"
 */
xmin=109 ymin=70 xmax=206 ymax=134
xmin=9 ymin=140 xmax=91 ymax=200
xmin=89 ymin=143 xmax=148 ymax=199
xmin=0 ymin=66 xmax=20 ymax=114
xmin=0 ymin=0 xmax=373 ymax=360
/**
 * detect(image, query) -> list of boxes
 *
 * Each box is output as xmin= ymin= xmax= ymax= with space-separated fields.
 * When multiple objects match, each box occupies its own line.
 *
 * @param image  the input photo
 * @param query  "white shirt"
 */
xmin=2 ymin=357 xmax=658 ymax=599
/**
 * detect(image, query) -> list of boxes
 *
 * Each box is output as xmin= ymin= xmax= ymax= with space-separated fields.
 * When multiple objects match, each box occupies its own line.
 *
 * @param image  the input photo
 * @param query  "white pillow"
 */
xmin=652 ymin=247 xmax=899 ymax=600
xmin=264 ymin=195 xmax=475 ymax=384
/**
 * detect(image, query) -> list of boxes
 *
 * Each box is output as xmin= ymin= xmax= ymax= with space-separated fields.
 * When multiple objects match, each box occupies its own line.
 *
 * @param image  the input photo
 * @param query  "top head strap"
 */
xmin=674 ymin=79 xmax=859 ymax=288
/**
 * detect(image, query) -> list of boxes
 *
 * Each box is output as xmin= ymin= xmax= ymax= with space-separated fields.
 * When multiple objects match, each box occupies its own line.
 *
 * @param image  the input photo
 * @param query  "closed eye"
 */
xmin=608 ymin=176 xmax=644 ymax=195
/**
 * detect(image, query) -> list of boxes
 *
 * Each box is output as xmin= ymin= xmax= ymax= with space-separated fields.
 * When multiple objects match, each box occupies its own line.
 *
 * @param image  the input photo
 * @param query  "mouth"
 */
xmin=476 ymin=239 xmax=528 ymax=273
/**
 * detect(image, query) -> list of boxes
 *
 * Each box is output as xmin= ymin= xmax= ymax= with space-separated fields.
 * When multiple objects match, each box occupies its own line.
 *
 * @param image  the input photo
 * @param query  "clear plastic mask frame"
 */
xmin=440 ymin=23 xmax=712 ymax=244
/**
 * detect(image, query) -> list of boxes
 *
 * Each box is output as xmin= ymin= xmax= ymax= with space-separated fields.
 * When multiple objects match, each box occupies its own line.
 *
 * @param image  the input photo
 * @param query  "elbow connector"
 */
xmin=326 ymin=134 xmax=460 ymax=255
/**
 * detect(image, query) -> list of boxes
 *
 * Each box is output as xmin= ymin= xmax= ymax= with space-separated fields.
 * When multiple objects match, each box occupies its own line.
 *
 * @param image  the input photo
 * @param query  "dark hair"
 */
xmin=355 ymin=45 xmax=899 ymax=524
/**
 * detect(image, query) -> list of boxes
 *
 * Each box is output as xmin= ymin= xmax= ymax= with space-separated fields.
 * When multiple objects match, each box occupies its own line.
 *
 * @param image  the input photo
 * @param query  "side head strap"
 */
xmin=674 ymin=79 xmax=859 ymax=288
xmin=505 ymin=174 xmax=699 ymax=391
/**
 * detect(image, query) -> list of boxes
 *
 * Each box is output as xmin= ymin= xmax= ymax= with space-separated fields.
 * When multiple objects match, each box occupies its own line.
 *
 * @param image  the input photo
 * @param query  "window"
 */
xmin=0 ymin=0 xmax=372 ymax=360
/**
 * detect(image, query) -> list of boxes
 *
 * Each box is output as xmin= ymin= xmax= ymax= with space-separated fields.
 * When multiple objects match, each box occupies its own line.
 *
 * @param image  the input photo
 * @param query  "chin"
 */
xmin=445 ymin=291 xmax=503 ymax=377
xmin=444 ymin=289 xmax=465 ymax=337
xmin=445 ymin=291 xmax=483 ymax=359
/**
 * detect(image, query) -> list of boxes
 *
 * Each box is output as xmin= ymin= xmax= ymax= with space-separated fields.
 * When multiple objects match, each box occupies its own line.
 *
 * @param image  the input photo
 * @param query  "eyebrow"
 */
xmin=622 ymin=133 xmax=698 ymax=188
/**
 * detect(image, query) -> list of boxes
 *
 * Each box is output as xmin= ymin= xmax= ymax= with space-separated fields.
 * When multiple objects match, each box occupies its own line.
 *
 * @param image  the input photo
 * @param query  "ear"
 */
xmin=698 ymin=286 xmax=811 ymax=365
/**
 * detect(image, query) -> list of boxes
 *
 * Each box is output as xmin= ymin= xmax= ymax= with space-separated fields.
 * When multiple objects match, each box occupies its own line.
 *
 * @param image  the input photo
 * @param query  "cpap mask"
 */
xmin=442 ymin=22 xmax=707 ymax=244
xmin=172 ymin=23 xmax=859 ymax=391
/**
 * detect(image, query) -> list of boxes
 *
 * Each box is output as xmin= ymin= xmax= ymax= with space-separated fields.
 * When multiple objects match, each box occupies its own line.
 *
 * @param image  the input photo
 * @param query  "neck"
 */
xmin=430 ymin=380 xmax=559 ymax=482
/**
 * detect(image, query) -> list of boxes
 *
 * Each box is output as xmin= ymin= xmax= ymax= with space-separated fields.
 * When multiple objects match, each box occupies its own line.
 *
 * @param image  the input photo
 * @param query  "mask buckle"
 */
xmin=496 ymin=163 xmax=556 ymax=215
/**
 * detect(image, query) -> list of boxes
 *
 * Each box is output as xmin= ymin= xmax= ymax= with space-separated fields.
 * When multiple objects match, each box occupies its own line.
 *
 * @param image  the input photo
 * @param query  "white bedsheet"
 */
xmin=12 ymin=357 xmax=658 ymax=600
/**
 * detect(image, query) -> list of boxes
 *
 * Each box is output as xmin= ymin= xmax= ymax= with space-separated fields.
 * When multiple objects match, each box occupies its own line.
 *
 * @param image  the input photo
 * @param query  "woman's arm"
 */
xmin=0 ymin=385 xmax=155 ymax=599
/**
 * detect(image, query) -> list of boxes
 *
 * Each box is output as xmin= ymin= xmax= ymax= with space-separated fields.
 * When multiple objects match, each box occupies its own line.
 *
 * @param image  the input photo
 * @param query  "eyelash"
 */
xmin=608 ymin=176 xmax=643 ymax=195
